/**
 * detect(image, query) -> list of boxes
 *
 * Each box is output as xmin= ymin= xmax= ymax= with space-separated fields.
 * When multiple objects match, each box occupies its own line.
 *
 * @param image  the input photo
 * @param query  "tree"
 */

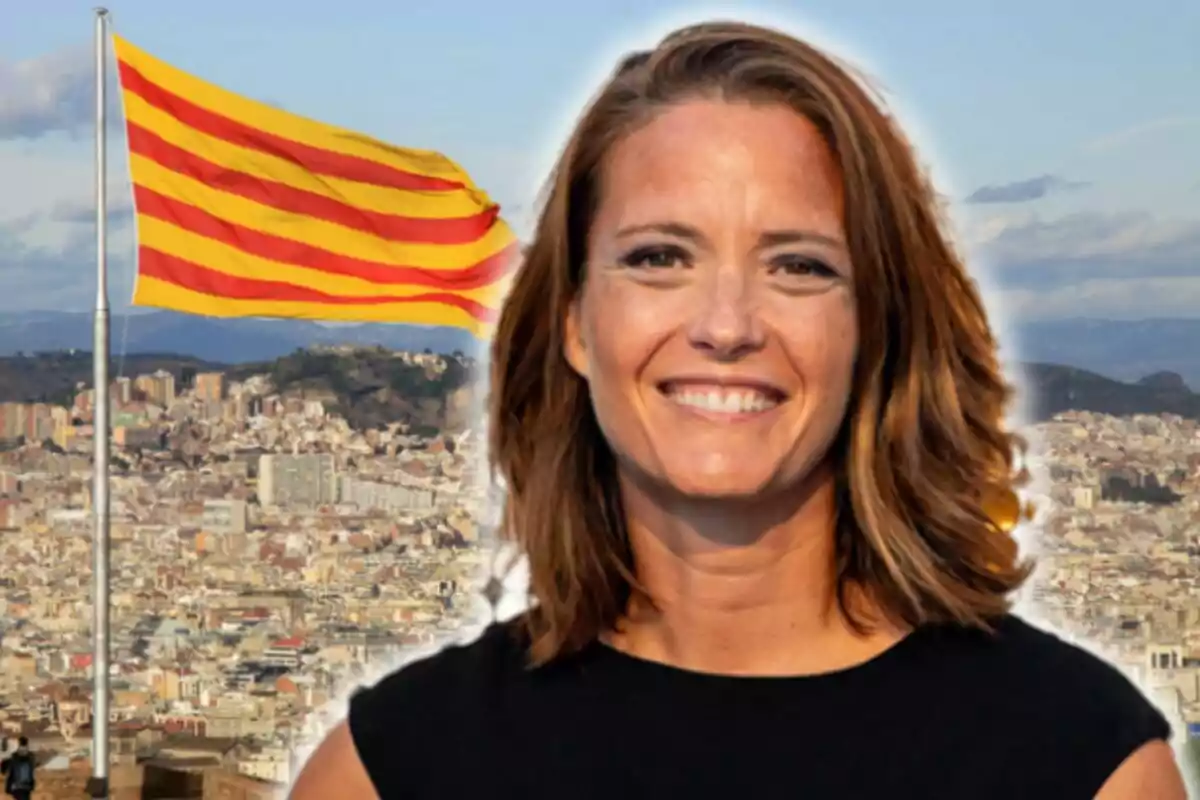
xmin=439 ymin=359 xmax=470 ymax=392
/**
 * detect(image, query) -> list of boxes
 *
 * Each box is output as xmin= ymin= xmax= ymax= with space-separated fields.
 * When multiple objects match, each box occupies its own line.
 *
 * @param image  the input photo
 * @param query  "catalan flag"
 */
xmin=111 ymin=36 xmax=517 ymax=336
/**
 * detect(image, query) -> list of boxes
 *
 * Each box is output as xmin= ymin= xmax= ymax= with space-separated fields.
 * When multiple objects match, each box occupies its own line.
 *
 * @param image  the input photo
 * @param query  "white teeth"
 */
xmin=669 ymin=388 xmax=778 ymax=414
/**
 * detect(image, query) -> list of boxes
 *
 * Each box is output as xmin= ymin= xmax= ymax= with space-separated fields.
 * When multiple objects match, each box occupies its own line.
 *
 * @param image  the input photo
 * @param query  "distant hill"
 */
xmin=2 ymin=349 xmax=1197 ymax=426
xmin=0 ymin=351 xmax=226 ymax=406
xmin=0 ymin=349 xmax=479 ymax=433
xmin=232 ymin=348 xmax=479 ymax=432
xmin=1020 ymin=363 xmax=1200 ymax=421
xmin=0 ymin=311 xmax=479 ymax=363
xmin=1012 ymin=318 xmax=1200 ymax=386
xmin=2 ymin=313 xmax=1199 ymax=386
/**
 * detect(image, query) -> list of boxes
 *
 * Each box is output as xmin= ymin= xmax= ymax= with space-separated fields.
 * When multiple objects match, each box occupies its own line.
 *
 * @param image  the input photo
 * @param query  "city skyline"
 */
xmin=0 ymin=1 xmax=1196 ymax=321
xmin=0 ymin=346 xmax=496 ymax=796
xmin=2 ymin=345 xmax=1199 ymax=795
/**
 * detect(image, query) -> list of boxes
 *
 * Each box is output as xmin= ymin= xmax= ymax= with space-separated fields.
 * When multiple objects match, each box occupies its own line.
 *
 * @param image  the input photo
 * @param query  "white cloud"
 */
xmin=0 ymin=148 xmax=92 ymax=220
xmin=965 ymin=209 xmax=1200 ymax=265
xmin=963 ymin=174 xmax=1088 ymax=205
xmin=0 ymin=45 xmax=93 ymax=140
xmin=951 ymin=206 xmax=1200 ymax=319
xmin=998 ymin=276 xmax=1200 ymax=320
xmin=1082 ymin=115 xmax=1200 ymax=156
xmin=0 ymin=188 xmax=136 ymax=313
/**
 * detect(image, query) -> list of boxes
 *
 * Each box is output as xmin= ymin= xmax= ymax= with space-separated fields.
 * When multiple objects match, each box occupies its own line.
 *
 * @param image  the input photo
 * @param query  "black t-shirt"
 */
xmin=348 ymin=615 xmax=1170 ymax=799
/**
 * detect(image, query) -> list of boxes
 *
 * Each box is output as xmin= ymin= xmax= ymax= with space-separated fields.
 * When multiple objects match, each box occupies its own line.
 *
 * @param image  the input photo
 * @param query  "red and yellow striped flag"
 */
xmin=112 ymin=36 xmax=517 ymax=337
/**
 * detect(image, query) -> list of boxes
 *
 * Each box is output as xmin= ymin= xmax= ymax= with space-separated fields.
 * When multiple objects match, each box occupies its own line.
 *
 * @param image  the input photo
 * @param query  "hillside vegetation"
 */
xmin=0 ymin=348 xmax=479 ymax=433
xmin=3 ymin=351 xmax=1198 ymax=429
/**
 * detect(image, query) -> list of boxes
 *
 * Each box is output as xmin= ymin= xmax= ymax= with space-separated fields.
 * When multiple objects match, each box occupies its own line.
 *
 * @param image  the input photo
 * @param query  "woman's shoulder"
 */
xmin=345 ymin=620 xmax=529 ymax=796
xmin=356 ymin=619 xmax=527 ymax=702
xmin=918 ymin=614 xmax=1172 ymax=792
xmin=930 ymin=614 xmax=1166 ymax=717
xmin=956 ymin=615 xmax=1160 ymax=695
xmin=349 ymin=618 xmax=529 ymax=724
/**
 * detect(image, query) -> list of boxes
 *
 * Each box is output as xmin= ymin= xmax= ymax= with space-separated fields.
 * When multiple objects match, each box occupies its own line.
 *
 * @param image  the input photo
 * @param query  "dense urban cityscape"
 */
xmin=0 ymin=348 xmax=498 ymax=798
xmin=1032 ymin=411 xmax=1200 ymax=738
xmin=0 ymin=348 xmax=1197 ymax=798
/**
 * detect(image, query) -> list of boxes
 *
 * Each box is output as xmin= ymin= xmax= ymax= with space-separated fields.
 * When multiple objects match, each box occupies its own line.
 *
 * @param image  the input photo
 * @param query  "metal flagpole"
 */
xmin=89 ymin=7 xmax=112 ymax=799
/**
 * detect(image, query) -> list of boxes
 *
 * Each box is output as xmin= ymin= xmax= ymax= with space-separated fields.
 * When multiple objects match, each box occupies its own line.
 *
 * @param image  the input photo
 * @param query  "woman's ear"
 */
xmin=563 ymin=295 xmax=589 ymax=380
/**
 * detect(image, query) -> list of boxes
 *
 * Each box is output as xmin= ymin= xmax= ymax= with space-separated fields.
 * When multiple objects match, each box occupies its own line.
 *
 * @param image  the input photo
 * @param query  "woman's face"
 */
xmin=565 ymin=98 xmax=858 ymax=501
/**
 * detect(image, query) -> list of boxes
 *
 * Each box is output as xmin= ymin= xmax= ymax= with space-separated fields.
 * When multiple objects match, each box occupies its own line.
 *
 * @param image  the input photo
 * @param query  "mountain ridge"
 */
xmin=1 ymin=350 xmax=1195 ymax=426
xmin=1010 ymin=318 xmax=1200 ymax=386
xmin=3 ymin=313 xmax=1199 ymax=386
xmin=0 ymin=310 xmax=480 ymax=364
xmin=0 ymin=348 xmax=478 ymax=433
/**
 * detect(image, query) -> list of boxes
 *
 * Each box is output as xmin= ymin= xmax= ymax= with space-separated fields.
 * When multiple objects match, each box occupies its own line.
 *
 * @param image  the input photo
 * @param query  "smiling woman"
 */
xmin=565 ymin=99 xmax=857 ymax=511
xmin=290 ymin=20 xmax=1187 ymax=800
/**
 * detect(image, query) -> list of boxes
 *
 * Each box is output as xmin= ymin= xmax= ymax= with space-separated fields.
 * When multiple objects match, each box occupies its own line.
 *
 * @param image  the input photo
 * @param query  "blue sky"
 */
xmin=0 ymin=0 xmax=1197 ymax=320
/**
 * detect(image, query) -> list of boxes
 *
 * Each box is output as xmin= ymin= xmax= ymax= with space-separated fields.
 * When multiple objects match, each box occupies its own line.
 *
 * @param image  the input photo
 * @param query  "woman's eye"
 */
xmin=619 ymin=246 xmax=690 ymax=269
xmin=770 ymin=256 xmax=836 ymax=277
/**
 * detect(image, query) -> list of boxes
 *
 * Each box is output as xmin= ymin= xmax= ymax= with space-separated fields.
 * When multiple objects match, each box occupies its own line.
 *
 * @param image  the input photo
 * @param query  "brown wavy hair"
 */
xmin=489 ymin=20 xmax=1032 ymax=665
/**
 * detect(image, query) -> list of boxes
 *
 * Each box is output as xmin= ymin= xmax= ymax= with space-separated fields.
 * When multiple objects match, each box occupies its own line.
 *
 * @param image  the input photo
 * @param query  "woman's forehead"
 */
xmin=592 ymin=101 xmax=844 ymax=238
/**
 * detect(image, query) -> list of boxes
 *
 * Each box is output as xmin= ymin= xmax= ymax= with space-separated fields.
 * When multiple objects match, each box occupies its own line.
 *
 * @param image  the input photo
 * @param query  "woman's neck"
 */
xmin=608 ymin=467 xmax=905 ymax=676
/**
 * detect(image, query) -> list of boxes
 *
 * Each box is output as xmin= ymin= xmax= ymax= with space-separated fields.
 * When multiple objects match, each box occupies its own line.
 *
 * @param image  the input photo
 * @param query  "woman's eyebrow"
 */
xmin=615 ymin=220 xmax=706 ymax=243
xmin=613 ymin=221 xmax=844 ymax=249
xmin=758 ymin=229 xmax=845 ymax=249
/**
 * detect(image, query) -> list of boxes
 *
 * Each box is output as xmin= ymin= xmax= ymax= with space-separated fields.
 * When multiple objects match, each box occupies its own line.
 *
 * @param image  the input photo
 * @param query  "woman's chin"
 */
xmin=660 ymin=470 xmax=778 ymax=502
